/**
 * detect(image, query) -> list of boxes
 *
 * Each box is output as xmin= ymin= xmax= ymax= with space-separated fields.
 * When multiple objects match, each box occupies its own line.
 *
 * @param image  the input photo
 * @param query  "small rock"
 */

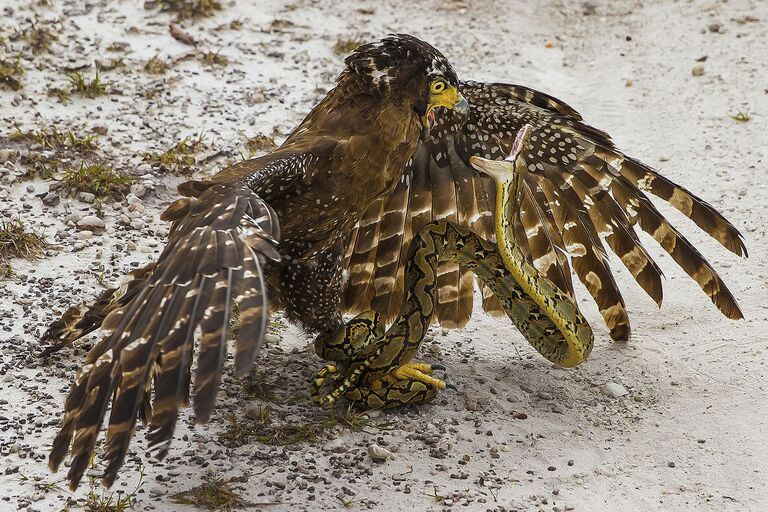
xmin=667 ymin=461 xmax=676 ymax=468
xmin=708 ymin=23 xmax=722 ymax=33
xmin=77 ymin=215 xmax=105 ymax=232
xmin=2 ymin=374 xmax=13 ymax=383
xmin=322 ymin=438 xmax=347 ymax=453
xmin=0 ymin=148 xmax=15 ymax=162
xmin=76 ymin=230 xmax=93 ymax=240
xmin=367 ymin=443 xmax=393 ymax=462
xmin=26 ymin=185 xmax=35 ymax=193
xmin=512 ymin=411 xmax=527 ymax=420
xmin=42 ymin=193 xmax=60 ymax=206
xmin=602 ymin=382 xmax=628 ymax=397
xmin=691 ymin=65 xmax=705 ymax=77
xmin=149 ymin=487 xmax=167 ymax=497
xmin=130 ymin=183 xmax=147 ymax=198
xmin=78 ymin=192 xmax=96 ymax=203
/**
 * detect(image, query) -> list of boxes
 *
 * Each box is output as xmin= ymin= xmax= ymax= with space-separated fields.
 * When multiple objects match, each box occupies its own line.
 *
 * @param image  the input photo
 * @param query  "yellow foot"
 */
xmin=390 ymin=362 xmax=447 ymax=390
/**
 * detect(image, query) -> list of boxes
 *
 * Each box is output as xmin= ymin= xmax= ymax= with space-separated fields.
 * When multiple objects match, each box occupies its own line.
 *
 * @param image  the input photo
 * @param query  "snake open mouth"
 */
xmin=427 ymin=109 xmax=436 ymax=128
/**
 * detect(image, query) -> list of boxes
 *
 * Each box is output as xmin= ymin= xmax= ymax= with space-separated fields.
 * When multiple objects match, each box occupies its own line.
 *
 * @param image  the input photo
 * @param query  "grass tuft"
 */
xmin=333 ymin=37 xmax=365 ymax=56
xmin=11 ymin=16 xmax=59 ymax=54
xmin=84 ymin=471 xmax=142 ymax=512
xmin=240 ymin=372 xmax=277 ymax=402
xmin=106 ymin=41 xmax=130 ymax=53
xmin=171 ymin=474 xmax=252 ymax=510
xmin=730 ymin=110 xmax=751 ymax=123
xmin=84 ymin=490 xmax=137 ymax=512
xmin=159 ymin=0 xmax=223 ymax=20
xmin=144 ymin=133 xmax=206 ymax=173
xmin=11 ymin=126 xmax=96 ymax=152
xmin=144 ymin=56 xmax=170 ymax=75
xmin=19 ymin=154 xmax=61 ymax=180
xmin=219 ymin=407 xmax=393 ymax=448
xmin=0 ymin=218 xmax=49 ymax=279
xmin=200 ymin=51 xmax=229 ymax=67
xmin=245 ymin=134 xmax=276 ymax=155
xmin=0 ymin=56 xmax=24 ymax=90
xmin=65 ymin=70 xmax=108 ymax=98
xmin=60 ymin=163 xmax=135 ymax=198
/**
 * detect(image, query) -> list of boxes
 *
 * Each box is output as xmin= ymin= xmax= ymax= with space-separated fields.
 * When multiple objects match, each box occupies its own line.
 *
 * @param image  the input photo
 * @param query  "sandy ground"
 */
xmin=1 ymin=0 xmax=766 ymax=511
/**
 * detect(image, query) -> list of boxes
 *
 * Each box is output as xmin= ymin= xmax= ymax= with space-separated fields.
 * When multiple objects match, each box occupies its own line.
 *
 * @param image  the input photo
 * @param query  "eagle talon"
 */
xmin=391 ymin=361 xmax=447 ymax=390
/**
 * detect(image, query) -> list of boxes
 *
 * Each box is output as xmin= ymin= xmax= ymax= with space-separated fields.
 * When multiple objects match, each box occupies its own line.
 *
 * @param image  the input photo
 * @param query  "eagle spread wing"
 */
xmin=342 ymin=80 xmax=747 ymax=340
xmin=48 ymin=181 xmax=281 ymax=488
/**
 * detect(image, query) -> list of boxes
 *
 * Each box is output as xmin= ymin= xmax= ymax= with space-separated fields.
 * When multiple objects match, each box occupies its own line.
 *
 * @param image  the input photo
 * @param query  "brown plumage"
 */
xmin=46 ymin=34 xmax=468 ymax=489
xmin=44 ymin=40 xmax=746 ymax=491
xmin=343 ymin=80 xmax=747 ymax=338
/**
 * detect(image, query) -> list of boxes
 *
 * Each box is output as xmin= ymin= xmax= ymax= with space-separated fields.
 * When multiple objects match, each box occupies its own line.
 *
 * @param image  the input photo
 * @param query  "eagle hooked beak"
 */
xmin=468 ymin=125 xmax=533 ymax=180
xmin=421 ymin=86 xmax=469 ymax=140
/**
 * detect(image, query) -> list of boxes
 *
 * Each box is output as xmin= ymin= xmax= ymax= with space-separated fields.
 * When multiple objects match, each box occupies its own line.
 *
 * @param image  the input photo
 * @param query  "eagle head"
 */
xmin=342 ymin=34 xmax=469 ymax=139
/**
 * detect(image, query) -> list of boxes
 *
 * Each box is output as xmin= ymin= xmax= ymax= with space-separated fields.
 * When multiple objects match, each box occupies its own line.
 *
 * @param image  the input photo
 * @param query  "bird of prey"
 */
xmin=43 ymin=34 xmax=746 ymax=490
xmin=46 ymin=34 xmax=469 ymax=489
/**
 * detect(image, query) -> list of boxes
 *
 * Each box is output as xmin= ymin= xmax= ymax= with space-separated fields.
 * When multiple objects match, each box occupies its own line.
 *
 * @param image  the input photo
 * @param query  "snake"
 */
xmin=310 ymin=125 xmax=594 ymax=408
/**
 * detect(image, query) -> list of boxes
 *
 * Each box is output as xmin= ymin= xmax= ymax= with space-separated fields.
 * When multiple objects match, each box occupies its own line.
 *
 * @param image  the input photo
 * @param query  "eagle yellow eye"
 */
xmin=430 ymin=80 xmax=446 ymax=94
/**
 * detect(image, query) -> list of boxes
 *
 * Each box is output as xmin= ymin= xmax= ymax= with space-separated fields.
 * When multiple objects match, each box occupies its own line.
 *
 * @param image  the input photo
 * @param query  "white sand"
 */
xmin=1 ymin=0 xmax=766 ymax=510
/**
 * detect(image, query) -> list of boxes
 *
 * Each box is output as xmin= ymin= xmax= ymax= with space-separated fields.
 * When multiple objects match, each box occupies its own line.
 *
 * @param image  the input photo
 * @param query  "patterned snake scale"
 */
xmin=311 ymin=126 xmax=594 ymax=408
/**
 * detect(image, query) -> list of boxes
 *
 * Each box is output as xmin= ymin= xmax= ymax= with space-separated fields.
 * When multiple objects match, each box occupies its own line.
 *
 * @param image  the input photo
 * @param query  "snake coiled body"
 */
xmin=312 ymin=126 xmax=594 ymax=408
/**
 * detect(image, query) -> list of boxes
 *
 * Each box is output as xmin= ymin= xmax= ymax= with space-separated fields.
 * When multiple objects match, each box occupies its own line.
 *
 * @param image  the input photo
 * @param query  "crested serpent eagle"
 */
xmin=41 ymin=34 xmax=746 ymax=489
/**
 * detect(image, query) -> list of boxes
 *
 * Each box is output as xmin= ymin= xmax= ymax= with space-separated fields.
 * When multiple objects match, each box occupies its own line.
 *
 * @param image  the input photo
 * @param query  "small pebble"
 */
xmin=77 ymin=215 xmax=106 ymax=232
xmin=602 ymin=382 xmax=628 ymax=397
xmin=42 ymin=192 xmax=60 ymax=206
xmin=78 ymin=192 xmax=96 ymax=203
xmin=322 ymin=438 xmax=347 ymax=453
xmin=692 ymin=65 xmax=705 ymax=77
xmin=367 ymin=443 xmax=393 ymax=462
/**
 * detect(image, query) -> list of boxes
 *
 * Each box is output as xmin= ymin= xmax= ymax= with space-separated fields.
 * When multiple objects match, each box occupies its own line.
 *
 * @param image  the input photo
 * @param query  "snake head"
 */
xmin=469 ymin=124 xmax=533 ymax=180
